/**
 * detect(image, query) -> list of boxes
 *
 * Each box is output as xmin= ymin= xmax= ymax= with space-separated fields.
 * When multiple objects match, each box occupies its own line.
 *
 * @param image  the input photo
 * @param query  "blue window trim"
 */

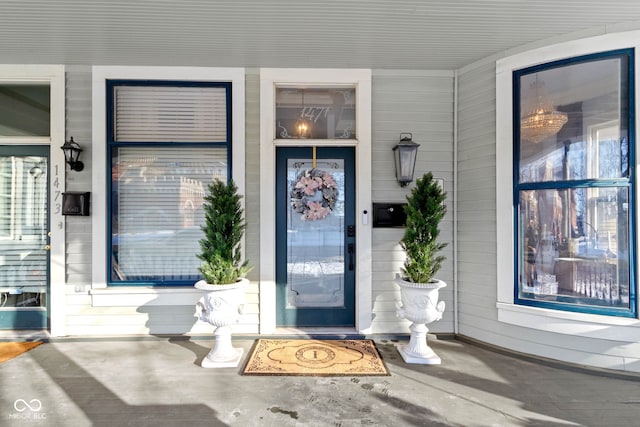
xmin=512 ymin=49 xmax=637 ymax=318
xmin=106 ymin=79 xmax=233 ymax=287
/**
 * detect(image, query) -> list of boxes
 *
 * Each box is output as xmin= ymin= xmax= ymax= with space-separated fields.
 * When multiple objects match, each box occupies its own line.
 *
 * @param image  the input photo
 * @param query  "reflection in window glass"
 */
xmin=275 ymin=87 xmax=356 ymax=140
xmin=514 ymin=50 xmax=635 ymax=316
xmin=110 ymin=147 xmax=227 ymax=283
xmin=518 ymin=187 xmax=630 ymax=309
xmin=0 ymin=85 xmax=50 ymax=136
xmin=107 ymin=81 xmax=232 ymax=286
xmin=286 ymin=158 xmax=345 ymax=308
xmin=518 ymin=55 xmax=629 ymax=183
xmin=0 ymin=153 xmax=48 ymax=308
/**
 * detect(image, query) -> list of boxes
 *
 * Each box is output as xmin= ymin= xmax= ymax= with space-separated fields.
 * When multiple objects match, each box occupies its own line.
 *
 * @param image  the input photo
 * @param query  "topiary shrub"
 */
xmin=400 ymin=172 xmax=448 ymax=283
xmin=197 ymin=179 xmax=252 ymax=284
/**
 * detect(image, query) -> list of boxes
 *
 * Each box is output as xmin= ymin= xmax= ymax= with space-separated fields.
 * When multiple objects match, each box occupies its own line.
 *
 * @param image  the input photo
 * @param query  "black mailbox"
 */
xmin=372 ymin=202 xmax=407 ymax=228
xmin=62 ymin=192 xmax=90 ymax=216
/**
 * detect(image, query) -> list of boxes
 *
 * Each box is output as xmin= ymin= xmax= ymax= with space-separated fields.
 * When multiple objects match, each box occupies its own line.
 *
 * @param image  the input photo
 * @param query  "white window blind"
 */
xmin=114 ymin=86 xmax=228 ymax=142
xmin=112 ymin=146 xmax=227 ymax=282
xmin=0 ymin=154 xmax=48 ymax=299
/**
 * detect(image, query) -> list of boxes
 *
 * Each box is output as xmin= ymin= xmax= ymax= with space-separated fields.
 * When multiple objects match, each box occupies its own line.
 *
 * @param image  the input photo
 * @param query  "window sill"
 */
xmin=90 ymin=286 xmax=204 ymax=307
xmin=497 ymin=302 xmax=640 ymax=342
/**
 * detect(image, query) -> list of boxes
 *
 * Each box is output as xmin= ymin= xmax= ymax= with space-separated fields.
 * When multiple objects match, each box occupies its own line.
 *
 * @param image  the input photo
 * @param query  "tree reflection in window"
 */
xmin=514 ymin=49 xmax=635 ymax=317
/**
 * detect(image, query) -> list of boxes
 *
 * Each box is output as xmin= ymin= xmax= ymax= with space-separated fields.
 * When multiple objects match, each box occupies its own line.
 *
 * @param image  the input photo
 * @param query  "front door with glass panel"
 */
xmin=276 ymin=147 xmax=355 ymax=326
xmin=0 ymin=146 xmax=49 ymax=329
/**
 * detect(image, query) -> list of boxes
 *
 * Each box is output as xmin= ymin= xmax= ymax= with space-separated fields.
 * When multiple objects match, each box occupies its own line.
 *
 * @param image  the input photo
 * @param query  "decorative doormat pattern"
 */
xmin=0 ymin=342 xmax=42 ymax=363
xmin=242 ymin=339 xmax=389 ymax=376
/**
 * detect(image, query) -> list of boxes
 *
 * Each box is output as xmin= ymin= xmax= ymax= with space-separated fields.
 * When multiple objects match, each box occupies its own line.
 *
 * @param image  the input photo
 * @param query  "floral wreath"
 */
xmin=290 ymin=168 xmax=338 ymax=221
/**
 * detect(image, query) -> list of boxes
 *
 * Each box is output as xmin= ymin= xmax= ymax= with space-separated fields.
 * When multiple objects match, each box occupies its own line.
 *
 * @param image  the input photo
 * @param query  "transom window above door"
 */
xmin=0 ymin=84 xmax=50 ymax=137
xmin=275 ymin=86 xmax=356 ymax=140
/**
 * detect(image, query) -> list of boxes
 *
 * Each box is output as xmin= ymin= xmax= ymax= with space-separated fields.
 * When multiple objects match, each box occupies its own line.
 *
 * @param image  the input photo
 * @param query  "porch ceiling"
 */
xmin=1 ymin=1 xmax=640 ymax=70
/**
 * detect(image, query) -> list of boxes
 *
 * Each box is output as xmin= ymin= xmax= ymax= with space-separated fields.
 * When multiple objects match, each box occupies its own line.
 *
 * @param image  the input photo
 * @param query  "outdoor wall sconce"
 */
xmin=61 ymin=137 xmax=84 ymax=171
xmin=392 ymin=133 xmax=420 ymax=187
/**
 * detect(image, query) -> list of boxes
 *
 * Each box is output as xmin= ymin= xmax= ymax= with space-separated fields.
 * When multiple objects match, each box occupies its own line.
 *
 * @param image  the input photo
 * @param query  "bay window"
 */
xmin=513 ymin=49 xmax=636 ymax=317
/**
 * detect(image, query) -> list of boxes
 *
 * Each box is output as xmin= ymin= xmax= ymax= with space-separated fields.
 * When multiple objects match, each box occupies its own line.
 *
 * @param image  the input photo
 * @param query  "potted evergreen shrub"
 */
xmin=395 ymin=172 xmax=448 ymax=364
xmin=194 ymin=179 xmax=252 ymax=368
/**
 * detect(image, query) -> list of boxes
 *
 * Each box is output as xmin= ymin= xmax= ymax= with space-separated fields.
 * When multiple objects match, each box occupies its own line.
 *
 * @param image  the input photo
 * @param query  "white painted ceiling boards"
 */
xmin=1 ymin=1 xmax=640 ymax=70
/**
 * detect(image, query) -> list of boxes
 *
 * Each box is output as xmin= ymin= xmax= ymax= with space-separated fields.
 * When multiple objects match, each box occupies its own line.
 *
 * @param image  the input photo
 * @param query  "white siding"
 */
xmin=64 ymin=66 xmax=96 ymax=334
xmin=457 ymin=38 xmax=640 ymax=372
xmin=370 ymin=71 xmax=455 ymax=334
xmin=243 ymin=69 xmax=261 ymax=331
xmin=456 ymin=61 xmax=499 ymax=336
xmin=244 ymin=69 xmax=261 ymax=280
xmin=63 ymin=67 xmax=260 ymax=336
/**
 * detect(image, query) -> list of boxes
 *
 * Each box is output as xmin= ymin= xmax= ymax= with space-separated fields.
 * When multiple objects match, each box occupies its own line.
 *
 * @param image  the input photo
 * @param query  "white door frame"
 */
xmin=259 ymin=68 xmax=372 ymax=334
xmin=0 ymin=65 xmax=66 ymax=336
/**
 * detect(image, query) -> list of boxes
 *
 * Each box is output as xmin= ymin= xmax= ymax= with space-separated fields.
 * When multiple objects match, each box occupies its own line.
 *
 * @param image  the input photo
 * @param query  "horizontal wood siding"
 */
xmin=456 ymin=62 xmax=500 ymax=335
xmin=456 ymin=62 xmax=499 ymax=339
xmin=63 ymin=68 xmax=259 ymax=336
xmin=370 ymin=71 xmax=455 ymax=334
xmin=62 ymin=69 xmax=454 ymax=337
xmin=64 ymin=66 xmax=95 ymax=334
xmin=244 ymin=69 xmax=260 ymax=284
xmin=457 ymin=57 xmax=640 ymax=372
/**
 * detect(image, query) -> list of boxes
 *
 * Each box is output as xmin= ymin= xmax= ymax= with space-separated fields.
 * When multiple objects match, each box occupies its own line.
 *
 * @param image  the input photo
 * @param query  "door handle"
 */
xmin=348 ymin=243 xmax=354 ymax=271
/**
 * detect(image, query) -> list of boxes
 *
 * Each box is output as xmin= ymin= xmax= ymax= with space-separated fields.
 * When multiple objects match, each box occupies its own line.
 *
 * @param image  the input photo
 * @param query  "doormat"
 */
xmin=242 ymin=339 xmax=389 ymax=376
xmin=0 ymin=342 xmax=42 ymax=363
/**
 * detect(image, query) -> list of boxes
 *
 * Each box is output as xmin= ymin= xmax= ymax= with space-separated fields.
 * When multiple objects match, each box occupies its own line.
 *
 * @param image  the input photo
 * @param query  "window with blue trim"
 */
xmin=514 ymin=49 xmax=636 ymax=317
xmin=107 ymin=80 xmax=232 ymax=286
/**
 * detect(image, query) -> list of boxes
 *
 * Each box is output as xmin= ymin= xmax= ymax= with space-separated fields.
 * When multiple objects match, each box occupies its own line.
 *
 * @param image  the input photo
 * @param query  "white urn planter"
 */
xmin=395 ymin=274 xmax=446 ymax=364
xmin=194 ymin=278 xmax=248 ymax=368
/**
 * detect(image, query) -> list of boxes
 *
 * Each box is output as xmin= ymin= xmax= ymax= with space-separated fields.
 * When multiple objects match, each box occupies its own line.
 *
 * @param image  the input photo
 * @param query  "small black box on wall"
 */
xmin=62 ymin=192 xmax=90 ymax=216
xmin=372 ymin=202 xmax=407 ymax=228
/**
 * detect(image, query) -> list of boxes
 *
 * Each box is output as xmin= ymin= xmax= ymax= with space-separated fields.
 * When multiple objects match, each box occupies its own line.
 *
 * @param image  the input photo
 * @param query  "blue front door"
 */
xmin=276 ymin=147 xmax=356 ymax=326
xmin=0 ymin=145 xmax=50 ymax=329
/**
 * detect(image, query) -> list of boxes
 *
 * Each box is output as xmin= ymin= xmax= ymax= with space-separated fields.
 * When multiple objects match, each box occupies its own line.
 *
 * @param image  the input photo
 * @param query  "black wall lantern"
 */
xmin=61 ymin=137 xmax=84 ymax=171
xmin=392 ymin=132 xmax=420 ymax=187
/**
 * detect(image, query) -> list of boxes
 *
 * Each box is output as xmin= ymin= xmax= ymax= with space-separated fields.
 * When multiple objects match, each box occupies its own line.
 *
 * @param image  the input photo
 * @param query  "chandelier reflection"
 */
xmin=295 ymin=89 xmax=312 ymax=138
xmin=520 ymin=77 xmax=568 ymax=143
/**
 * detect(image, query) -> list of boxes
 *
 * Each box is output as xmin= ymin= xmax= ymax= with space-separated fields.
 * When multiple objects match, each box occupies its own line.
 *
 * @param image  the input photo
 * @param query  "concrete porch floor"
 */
xmin=1 ymin=335 xmax=639 ymax=426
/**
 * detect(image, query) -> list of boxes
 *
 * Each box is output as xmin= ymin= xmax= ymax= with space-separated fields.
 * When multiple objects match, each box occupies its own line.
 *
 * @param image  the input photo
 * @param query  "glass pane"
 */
xmin=0 ymin=154 xmax=48 ymax=309
xmin=518 ymin=187 xmax=630 ymax=309
xmin=111 ymin=146 xmax=227 ymax=283
xmin=519 ymin=55 xmax=629 ymax=183
xmin=275 ymin=87 xmax=356 ymax=140
xmin=0 ymin=85 xmax=50 ymax=137
xmin=287 ymin=158 xmax=345 ymax=307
